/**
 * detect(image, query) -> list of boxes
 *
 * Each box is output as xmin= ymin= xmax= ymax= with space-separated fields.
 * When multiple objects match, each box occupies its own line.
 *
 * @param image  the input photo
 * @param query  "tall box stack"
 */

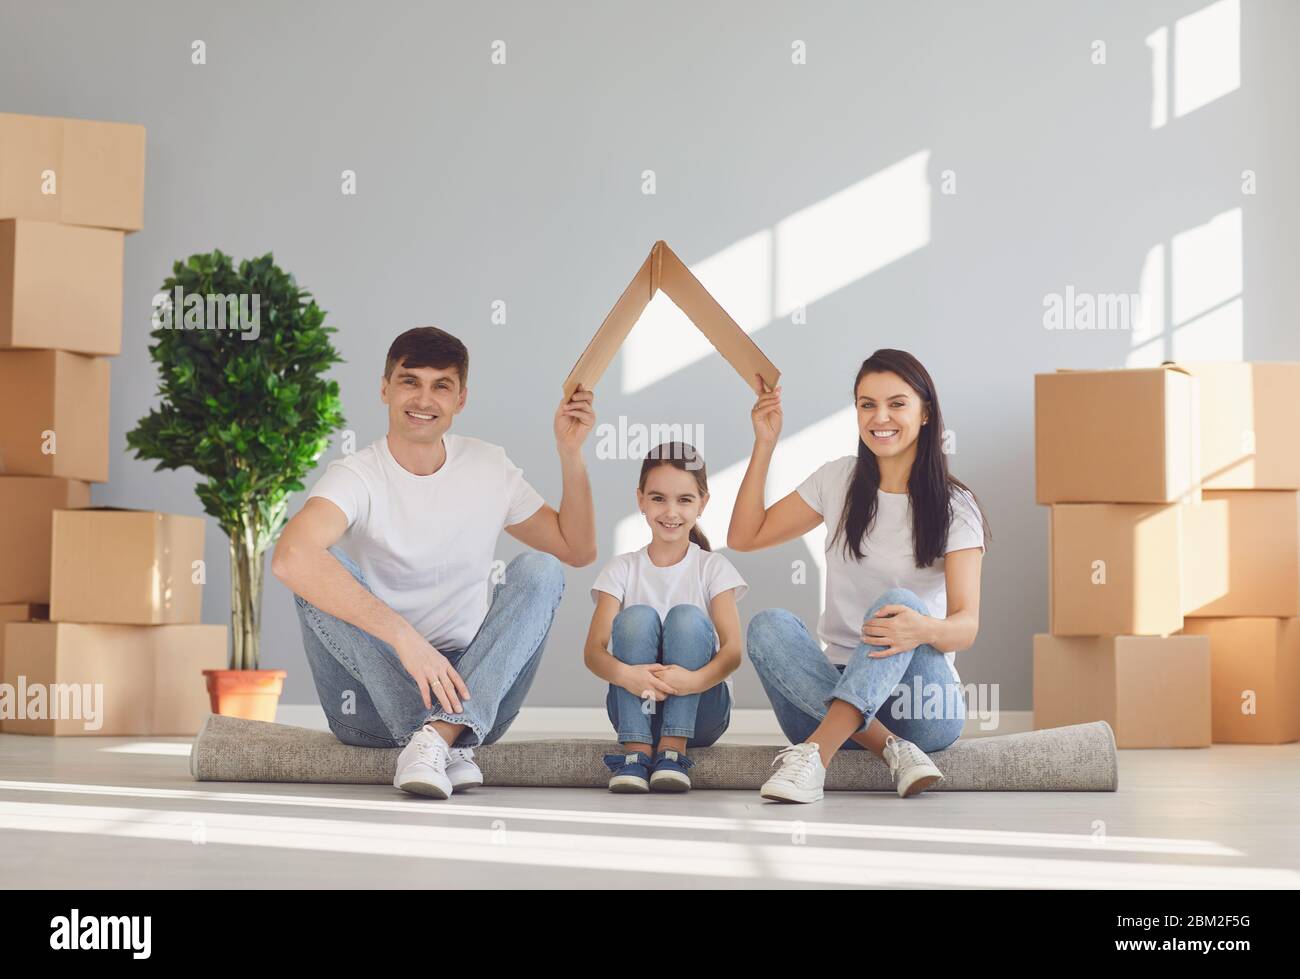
xmin=1033 ymin=363 xmax=1300 ymax=747
xmin=0 ymin=111 xmax=142 ymax=601
xmin=0 ymin=114 xmax=225 ymax=736
xmin=1033 ymin=366 xmax=1212 ymax=747
xmin=1177 ymin=362 xmax=1300 ymax=744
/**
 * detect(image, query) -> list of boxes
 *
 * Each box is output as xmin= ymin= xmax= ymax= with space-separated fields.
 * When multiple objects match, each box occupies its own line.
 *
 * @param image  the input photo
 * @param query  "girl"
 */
xmin=584 ymin=441 xmax=746 ymax=793
xmin=729 ymin=349 xmax=989 ymax=801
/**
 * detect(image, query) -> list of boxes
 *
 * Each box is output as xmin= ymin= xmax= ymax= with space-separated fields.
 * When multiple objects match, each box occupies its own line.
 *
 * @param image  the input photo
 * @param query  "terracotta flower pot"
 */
xmin=202 ymin=669 xmax=287 ymax=722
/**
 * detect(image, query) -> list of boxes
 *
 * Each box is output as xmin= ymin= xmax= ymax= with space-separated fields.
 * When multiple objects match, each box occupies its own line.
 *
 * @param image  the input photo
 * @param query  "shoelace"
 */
xmin=883 ymin=737 xmax=925 ymax=780
xmin=770 ymin=743 xmax=819 ymax=781
xmin=414 ymin=734 xmax=449 ymax=771
xmin=450 ymin=747 xmax=474 ymax=763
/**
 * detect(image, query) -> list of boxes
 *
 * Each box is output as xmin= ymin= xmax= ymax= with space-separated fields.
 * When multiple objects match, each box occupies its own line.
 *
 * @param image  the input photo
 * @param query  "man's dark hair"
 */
xmin=384 ymin=327 xmax=469 ymax=387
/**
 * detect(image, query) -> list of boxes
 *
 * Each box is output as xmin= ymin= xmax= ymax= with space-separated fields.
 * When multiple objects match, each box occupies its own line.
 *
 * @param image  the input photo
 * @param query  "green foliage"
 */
xmin=126 ymin=251 xmax=345 ymax=549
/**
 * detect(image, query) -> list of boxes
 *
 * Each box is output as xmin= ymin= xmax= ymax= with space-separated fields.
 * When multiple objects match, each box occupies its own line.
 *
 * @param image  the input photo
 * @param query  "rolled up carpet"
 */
xmin=190 ymin=714 xmax=1118 ymax=791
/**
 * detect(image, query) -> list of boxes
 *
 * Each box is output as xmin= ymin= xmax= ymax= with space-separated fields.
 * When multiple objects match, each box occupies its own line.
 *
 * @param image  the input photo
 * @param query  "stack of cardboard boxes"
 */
xmin=1033 ymin=363 xmax=1300 ymax=747
xmin=0 ymin=112 xmax=225 ymax=736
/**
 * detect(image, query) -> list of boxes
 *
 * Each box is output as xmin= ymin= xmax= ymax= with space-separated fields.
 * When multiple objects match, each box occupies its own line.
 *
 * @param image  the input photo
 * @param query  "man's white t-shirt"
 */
xmin=307 ymin=435 xmax=545 ymax=652
xmin=796 ymin=456 xmax=985 ymax=682
xmin=591 ymin=541 xmax=748 ymax=695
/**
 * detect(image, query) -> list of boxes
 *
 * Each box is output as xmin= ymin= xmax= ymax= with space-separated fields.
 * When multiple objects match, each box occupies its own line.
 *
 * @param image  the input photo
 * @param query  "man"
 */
xmin=272 ymin=326 xmax=597 ymax=799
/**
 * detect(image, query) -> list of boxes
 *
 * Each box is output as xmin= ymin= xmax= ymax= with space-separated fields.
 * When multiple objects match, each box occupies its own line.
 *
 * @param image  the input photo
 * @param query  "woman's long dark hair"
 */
xmin=830 ymin=349 xmax=990 ymax=568
xmin=639 ymin=442 xmax=711 ymax=551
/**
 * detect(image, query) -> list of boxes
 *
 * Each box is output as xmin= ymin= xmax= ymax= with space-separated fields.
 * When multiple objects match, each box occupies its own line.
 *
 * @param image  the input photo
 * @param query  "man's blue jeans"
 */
xmin=294 ymin=548 xmax=564 ymax=748
xmin=605 ymin=604 xmax=732 ymax=747
xmin=746 ymin=587 xmax=965 ymax=753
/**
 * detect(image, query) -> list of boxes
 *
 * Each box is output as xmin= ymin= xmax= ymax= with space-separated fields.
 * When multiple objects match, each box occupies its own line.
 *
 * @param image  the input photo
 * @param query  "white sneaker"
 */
xmin=883 ymin=734 xmax=945 ymax=798
xmin=447 ymin=746 xmax=483 ymax=791
xmin=393 ymin=727 xmax=453 ymax=799
xmin=760 ymin=743 xmax=826 ymax=804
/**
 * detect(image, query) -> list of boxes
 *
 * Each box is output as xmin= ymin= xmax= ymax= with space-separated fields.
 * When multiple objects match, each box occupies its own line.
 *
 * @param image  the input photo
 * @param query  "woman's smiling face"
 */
xmin=855 ymin=370 xmax=928 ymax=459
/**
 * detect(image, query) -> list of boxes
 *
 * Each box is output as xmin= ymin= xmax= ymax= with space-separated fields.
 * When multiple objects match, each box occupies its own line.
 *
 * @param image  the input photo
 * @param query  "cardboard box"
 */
xmin=0 ymin=219 xmax=125 ymax=355
xmin=1184 ymin=491 xmax=1300 ymax=618
xmin=1033 ymin=633 xmax=1211 ymax=748
xmin=562 ymin=240 xmax=780 ymax=399
xmin=50 ymin=509 xmax=205 ymax=625
xmin=1179 ymin=496 xmax=1231 ymax=613
xmin=1182 ymin=362 xmax=1300 ymax=490
xmin=1049 ymin=503 xmax=1184 ymax=636
xmin=0 ymin=349 xmax=110 ymax=481
xmin=0 ymin=113 xmax=145 ymax=232
xmin=0 ymin=477 xmax=90 ymax=603
xmin=0 ymin=603 xmax=49 ymax=684
xmin=0 ymin=622 xmax=225 ymax=736
xmin=1035 ymin=366 xmax=1200 ymax=504
xmin=1179 ymin=618 xmax=1300 ymax=744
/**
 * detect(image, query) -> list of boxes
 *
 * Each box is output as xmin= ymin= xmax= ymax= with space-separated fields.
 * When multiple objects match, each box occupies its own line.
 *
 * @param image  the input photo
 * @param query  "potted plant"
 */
xmin=128 ymin=250 xmax=345 ymax=721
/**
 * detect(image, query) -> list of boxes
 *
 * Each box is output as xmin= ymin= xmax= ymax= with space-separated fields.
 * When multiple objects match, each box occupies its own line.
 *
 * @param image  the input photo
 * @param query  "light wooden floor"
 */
xmin=2 ymin=731 xmax=1298 ymax=889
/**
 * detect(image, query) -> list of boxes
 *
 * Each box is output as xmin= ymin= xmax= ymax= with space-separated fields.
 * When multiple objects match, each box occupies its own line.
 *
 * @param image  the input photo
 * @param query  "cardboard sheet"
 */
xmin=562 ymin=240 xmax=780 ymax=400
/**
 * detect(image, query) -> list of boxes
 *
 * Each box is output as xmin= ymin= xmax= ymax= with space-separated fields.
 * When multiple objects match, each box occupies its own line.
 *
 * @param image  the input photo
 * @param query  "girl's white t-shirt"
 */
xmin=591 ymin=541 xmax=747 ymax=694
xmin=307 ymin=434 xmax=545 ymax=652
xmin=796 ymin=456 xmax=985 ymax=682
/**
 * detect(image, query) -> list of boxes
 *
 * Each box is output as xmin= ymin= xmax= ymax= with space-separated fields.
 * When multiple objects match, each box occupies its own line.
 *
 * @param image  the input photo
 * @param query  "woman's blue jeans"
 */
xmin=746 ymin=588 xmax=965 ymax=753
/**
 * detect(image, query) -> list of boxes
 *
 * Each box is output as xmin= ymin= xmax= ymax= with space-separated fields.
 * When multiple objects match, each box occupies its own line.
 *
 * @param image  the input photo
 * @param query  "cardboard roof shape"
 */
xmin=562 ymin=240 xmax=780 ymax=400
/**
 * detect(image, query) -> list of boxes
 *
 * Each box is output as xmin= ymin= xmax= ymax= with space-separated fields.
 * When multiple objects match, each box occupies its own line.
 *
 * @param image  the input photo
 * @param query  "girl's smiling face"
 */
xmin=637 ymin=464 xmax=708 ymax=544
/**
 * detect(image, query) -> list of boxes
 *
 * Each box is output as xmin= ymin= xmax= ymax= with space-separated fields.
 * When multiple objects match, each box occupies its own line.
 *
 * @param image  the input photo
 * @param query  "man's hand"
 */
xmin=393 ymin=629 xmax=471 ymax=713
xmin=648 ymin=663 xmax=703 ymax=695
xmin=861 ymin=605 xmax=931 ymax=658
xmin=555 ymin=385 xmax=595 ymax=454
xmin=617 ymin=663 xmax=677 ymax=702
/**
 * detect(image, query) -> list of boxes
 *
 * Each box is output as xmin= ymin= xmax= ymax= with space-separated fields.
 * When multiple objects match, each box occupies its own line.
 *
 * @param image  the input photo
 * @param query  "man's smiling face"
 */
xmin=380 ymin=360 xmax=466 ymax=444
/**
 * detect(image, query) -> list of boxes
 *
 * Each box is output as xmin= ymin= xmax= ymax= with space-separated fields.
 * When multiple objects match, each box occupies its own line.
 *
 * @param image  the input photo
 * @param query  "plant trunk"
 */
xmin=229 ymin=520 xmax=266 ymax=671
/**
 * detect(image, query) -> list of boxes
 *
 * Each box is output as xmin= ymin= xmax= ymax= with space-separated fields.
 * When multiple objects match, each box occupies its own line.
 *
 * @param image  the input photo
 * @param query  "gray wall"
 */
xmin=4 ymin=0 xmax=1296 ymax=708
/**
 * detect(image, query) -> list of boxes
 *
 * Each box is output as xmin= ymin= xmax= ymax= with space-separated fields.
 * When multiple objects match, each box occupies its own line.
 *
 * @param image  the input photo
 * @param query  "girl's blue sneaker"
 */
xmin=603 ymin=751 xmax=653 ymax=793
xmin=649 ymin=749 xmax=695 ymax=793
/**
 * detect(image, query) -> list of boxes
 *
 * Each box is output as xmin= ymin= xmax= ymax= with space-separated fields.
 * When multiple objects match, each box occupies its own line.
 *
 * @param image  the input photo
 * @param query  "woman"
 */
xmin=728 ymin=349 xmax=988 ymax=802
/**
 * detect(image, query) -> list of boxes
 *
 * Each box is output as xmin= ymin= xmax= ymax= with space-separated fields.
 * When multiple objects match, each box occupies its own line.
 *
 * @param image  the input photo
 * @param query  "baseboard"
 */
xmin=275 ymin=704 xmax=1034 ymax=739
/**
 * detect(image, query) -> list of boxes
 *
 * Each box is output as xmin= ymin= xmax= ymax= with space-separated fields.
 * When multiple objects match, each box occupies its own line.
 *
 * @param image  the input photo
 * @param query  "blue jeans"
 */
xmin=747 ymin=587 xmax=965 ymax=753
xmin=606 ymin=604 xmax=732 ymax=747
xmin=294 ymin=547 xmax=564 ymax=748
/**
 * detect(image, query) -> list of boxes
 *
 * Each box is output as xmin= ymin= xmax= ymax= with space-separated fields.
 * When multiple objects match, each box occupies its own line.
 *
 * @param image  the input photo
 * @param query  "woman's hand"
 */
xmin=750 ymin=375 xmax=782 ymax=448
xmin=648 ymin=663 xmax=703 ymax=696
xmin=617 ymin=663 xmax=677 ymax=701
xmin=861 ymin=605 xmax=932 ymax=658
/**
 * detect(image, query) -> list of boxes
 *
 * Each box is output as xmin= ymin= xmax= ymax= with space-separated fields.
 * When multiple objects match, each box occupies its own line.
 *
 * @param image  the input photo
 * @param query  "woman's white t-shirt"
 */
xmin=796 ymin=456 xmax=985 ymax=681
xmin=306 ymin=434 xmax=545 ymax=652
xmin=591 ymin=542 xmax=748 ymax=694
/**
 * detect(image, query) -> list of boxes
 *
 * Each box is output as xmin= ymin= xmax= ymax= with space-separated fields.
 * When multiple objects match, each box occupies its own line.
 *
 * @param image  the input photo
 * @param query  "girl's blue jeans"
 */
xmin=605 ymin=604 xmax=732 ymax=747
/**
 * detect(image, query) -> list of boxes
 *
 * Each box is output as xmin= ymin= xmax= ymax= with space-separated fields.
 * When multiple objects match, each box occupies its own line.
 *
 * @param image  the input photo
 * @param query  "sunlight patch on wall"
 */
xmin=1127 ymin=208 xmax=1243 ymax=366
xmin=775 ymin=151 xmax=931 ymax=317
